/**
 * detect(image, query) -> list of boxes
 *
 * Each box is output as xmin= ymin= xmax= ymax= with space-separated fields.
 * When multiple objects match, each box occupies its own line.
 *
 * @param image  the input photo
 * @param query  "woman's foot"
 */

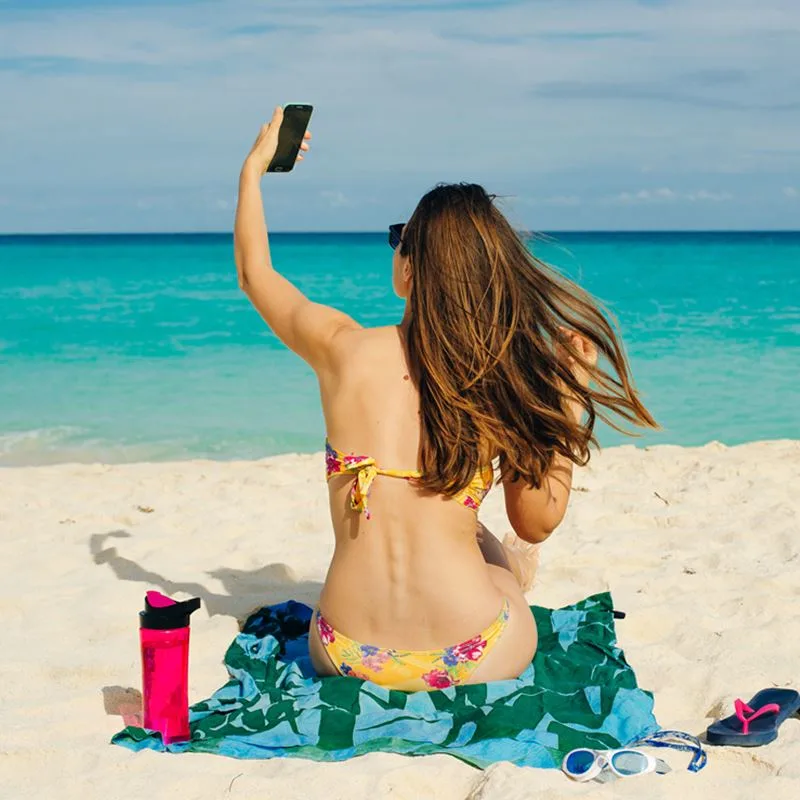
xmin=501 ymin=533 xmax=541 ymax=592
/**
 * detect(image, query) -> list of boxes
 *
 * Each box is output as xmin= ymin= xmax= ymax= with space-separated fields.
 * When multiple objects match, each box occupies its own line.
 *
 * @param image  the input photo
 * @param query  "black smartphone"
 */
xmin=267 ymin=103 xmax=313 ymax=173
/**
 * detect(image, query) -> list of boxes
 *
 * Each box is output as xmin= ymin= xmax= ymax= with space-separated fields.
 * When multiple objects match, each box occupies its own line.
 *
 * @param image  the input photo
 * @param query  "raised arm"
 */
xmin=234 ymin=107 xmax=360 ymax=371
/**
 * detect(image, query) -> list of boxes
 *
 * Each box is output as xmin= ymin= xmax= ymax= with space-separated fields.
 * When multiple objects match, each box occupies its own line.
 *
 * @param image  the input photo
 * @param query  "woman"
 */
xmin=234 ymin=108 xmax=658 ymax=691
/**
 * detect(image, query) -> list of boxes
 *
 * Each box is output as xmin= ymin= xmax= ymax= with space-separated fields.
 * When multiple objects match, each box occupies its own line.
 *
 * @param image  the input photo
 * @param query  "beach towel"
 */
xmin=112 ymin=591 xmax=659 ymax=769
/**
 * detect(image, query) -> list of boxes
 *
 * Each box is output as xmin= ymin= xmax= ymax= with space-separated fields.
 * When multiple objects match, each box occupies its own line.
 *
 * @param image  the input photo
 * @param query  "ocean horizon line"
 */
xmin=2 ymin=229 xmax=799 ymax=240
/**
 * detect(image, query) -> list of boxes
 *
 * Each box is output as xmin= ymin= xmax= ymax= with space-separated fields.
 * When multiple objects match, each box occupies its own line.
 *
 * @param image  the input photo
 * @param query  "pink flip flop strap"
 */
xmin=734 ymin=699 xmax=781 ymax=735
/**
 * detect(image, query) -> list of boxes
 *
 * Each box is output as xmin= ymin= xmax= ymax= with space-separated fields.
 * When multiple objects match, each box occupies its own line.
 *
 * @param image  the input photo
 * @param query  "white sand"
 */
xmin=2 ymin=439 xmax=799 ymax=799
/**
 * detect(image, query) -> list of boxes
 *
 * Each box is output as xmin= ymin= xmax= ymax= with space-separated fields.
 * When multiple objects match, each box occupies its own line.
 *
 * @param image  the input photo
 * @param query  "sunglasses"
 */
xmin=388 ymin=223 xmax=405 ymax=250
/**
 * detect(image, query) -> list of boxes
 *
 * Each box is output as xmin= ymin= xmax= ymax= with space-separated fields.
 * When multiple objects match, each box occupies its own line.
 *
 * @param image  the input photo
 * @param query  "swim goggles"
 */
xmin=562 ymin=747 xmax=671 ymax=782
xmin=563 ymin=729 xmax=708 ymax=782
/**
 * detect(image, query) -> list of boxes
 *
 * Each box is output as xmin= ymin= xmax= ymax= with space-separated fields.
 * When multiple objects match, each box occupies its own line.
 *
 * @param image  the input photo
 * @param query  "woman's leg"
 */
xmin=476 ymin=522 xmax=541 ymax=591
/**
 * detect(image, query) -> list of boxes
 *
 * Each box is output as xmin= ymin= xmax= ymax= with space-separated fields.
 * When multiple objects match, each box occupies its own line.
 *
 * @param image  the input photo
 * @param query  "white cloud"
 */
xmin=613 ymin=188 xmax=677 ymax=204
xmin=320 ymin=190 xmax=351 ymax=208
xmin=783 ymin=186 xmax=798 ymax=198
xmin=610 ymin=188 xmax=733 ymax=204
xmin=652 ymin=188 xmax=678 ymax=201
xmin=686 ymin=190 xmax=734 ymax=202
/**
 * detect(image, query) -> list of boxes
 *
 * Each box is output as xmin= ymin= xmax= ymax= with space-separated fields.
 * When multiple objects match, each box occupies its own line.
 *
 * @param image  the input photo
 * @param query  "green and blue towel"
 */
xmin=112 ymin=591 xmax=659 ymax=768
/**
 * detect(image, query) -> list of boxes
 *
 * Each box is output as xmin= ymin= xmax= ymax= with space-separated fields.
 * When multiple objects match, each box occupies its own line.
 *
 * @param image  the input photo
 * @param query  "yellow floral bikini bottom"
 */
xmin=315 ymin=600 xmax=511 ymax=692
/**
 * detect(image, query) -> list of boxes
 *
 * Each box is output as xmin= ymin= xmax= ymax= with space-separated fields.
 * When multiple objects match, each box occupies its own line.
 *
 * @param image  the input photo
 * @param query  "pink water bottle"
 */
xmin=139 ymin=591 xmax=201 ymax=744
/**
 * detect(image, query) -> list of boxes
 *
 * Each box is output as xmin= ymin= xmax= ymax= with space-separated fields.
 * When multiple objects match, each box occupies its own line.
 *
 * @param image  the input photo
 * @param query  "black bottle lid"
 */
xmin=140 ymin=591 xmax=202 ymax=630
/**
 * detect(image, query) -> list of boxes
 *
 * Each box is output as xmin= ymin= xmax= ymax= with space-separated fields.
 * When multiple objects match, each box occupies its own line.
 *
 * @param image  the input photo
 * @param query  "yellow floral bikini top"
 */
xmin=325 ymin=439 xmax=493 ymax=520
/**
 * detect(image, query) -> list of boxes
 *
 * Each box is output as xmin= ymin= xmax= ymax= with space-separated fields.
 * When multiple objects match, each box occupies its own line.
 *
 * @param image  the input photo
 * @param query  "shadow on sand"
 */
xmin=92 ymin=529 xmax=323 ymax=726
xmin=90 ymin=529 xmax=323 ymax=626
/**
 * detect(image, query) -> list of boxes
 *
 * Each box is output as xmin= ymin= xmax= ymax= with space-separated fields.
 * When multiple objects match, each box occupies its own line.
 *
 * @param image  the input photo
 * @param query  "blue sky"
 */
xmin=0 ymin=0 xmax=798 ymax=232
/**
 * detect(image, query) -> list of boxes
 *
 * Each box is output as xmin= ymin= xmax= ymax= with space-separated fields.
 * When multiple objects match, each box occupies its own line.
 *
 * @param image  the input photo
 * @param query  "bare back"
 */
xmin=313 ymin=324 xmax=536 ymax=677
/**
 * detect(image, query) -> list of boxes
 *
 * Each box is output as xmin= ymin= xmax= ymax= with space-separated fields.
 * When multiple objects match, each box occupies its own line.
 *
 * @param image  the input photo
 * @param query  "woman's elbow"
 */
xmin=508 ymin=512 xmax=557 ymax=544
xmin=514 ymin=525 xmax=554 ymax=545
xmin=236 ymin=263 xmax=254 ymax=294
xmin=234 ymin=248 xmax=252 ymax=292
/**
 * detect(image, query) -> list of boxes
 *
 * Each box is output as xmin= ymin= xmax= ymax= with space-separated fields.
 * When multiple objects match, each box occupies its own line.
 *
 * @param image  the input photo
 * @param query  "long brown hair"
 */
xmin=400 ymin=182 xmax=659 ymax=495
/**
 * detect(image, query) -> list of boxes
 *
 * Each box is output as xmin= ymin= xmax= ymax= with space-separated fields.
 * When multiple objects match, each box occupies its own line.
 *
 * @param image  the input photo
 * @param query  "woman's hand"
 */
xmin=242 ymin=106 xmax=311 ymax=177
xmin=556 ymin=326 xmax=597 ymax=389
xmin=553 ymin=328 xmax=596 ymax=425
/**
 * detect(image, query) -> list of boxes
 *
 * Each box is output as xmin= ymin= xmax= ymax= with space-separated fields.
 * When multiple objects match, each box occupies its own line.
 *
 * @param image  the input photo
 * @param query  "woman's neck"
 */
xmin=399 ymin=304 xmax=412 ymax=334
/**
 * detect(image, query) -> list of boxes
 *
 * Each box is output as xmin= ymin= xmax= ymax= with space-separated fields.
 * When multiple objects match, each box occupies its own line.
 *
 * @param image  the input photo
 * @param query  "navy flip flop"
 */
xmin=706 ymin=688 xmax=800 ymax=747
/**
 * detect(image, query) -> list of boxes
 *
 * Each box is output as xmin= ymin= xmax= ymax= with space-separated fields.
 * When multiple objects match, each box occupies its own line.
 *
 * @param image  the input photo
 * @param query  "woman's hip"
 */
xmin=308 ymin=578 xmax=537 ymax=690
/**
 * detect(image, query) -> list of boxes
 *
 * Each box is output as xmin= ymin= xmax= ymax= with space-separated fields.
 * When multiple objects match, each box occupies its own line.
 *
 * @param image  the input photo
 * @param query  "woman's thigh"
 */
xmin=464 ymin=564 xmax=538 ymax=684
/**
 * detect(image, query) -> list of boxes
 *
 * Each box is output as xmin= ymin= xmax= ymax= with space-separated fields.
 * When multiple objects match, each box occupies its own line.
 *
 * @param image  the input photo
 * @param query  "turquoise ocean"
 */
xmin=0 ymin=232 xmax=797 ymax=466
